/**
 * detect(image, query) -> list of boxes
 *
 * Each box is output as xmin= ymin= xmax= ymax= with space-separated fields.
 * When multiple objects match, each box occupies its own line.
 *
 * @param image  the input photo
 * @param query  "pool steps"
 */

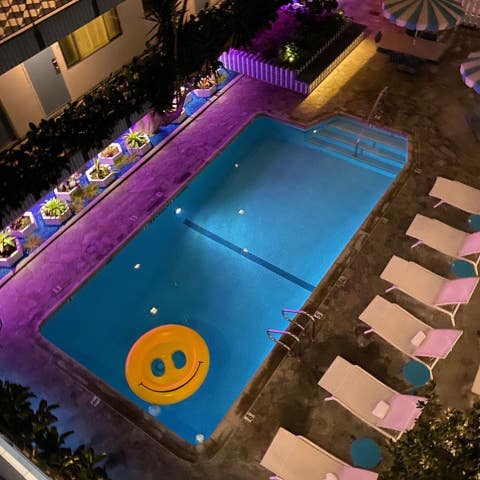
xmin=305 ymin=116 xmax=408 ymax=178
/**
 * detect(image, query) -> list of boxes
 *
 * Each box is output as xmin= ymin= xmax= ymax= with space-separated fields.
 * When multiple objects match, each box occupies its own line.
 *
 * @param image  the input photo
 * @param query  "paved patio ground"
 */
xmin=1 ymin=4 xmax=480 ymax=479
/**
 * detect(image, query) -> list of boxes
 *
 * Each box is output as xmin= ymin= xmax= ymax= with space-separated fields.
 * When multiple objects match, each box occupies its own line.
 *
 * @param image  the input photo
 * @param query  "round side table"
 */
xmin=402 ymin=360 xmax=430 ymax=388
xmin=350 ymin=437 xmax=382 ymax=469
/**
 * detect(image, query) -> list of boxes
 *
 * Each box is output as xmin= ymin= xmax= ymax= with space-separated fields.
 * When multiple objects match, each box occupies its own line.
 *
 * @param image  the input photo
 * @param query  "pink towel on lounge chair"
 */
xmin=434 ymin=277 xmax=479 ymax=305
xmin=459 ymin=232 xmax=480 ymax=257
xmin=340 ymin=466 xmax=378 ymax=480
xmin=377 ymin=394 xmax=426 ymax=431
xmin=413 ymin=329 xmax=462 ymax=358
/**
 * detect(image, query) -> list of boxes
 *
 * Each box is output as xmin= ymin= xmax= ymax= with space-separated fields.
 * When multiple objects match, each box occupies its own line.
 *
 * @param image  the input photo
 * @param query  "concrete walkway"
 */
xmin=1 ymin=7 xmax=480 ymax=480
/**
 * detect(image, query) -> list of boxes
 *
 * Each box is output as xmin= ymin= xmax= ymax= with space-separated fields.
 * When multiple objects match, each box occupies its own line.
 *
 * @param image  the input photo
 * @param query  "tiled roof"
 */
xmin=0 ymin=0 xmax=72 ymax=41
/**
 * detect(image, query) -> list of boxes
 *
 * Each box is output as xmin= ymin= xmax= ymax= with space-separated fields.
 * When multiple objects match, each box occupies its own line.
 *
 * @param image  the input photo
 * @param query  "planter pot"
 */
xmin=41 ymin=208 xmax=72 ymax=226
xmin=173 ymin=108 xmax=187 ymax=124
xmin=126 ymin=137 xmax=152 ymax=156
xmin=11 ymin=211 xmax=37 ymax=238
xmin=98 ymin=143 xmax=123 ymax=165
xmin=193 ymin=85 xmax=217 ymax=98
xmin=0 ymin=240 xmax=23 ymax=268
xmin=86 ymin=165 xmax=116 ymax=188
xmin=54 ymin=185 xmax=80 ymax=202
xmin=184 ymin=93 xmax=193 ymax=106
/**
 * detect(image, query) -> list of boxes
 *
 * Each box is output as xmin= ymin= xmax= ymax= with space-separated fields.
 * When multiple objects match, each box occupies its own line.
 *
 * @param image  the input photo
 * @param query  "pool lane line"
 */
xmin=183 ymin=219 xmax=315 ymax=292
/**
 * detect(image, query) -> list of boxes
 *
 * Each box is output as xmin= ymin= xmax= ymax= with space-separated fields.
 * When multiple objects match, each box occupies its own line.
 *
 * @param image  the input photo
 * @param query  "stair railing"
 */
xmin=354 ymin=86 xmax=389 ymax=157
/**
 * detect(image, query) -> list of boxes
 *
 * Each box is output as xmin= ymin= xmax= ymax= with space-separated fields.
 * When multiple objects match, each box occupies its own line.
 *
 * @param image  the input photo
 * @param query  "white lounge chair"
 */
xmin=406 ymin=214 xmax=480 ymax=274
xmin=380 ymin=255 xmax=479 ymax=326
xmin=472 ymin=366 xmax=480 ymax=395
xmin=261 ymin=427 xmax=378 ymax=480
xmin=429 ymin=177 xmax=480 ymax=214
xmin=359 ymin=295 xmax=463 ymax=377
xmin=318 ymin=356 xmax=426 ymax=442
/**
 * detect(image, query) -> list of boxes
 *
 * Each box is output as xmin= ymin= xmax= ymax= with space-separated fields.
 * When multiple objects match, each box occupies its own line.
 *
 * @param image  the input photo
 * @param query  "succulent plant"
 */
xmin=100 ymin=144 xmax=120 ymax=158
xmin=91 ymin=158 xmax=111 ymax=180
xmin=0 ymin=231 xmax=16 ymax=256
xmin=123 ymin=130 xmax=148 ymax=149
xmin=197 ymin=75 xmax=216 ymax=90
xmin=41 ymin=198 xmax=69 ymax=218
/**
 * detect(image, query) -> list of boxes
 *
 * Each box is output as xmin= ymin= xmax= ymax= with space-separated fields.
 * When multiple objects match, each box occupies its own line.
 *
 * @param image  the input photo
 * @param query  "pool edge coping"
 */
xmin=24 ymin=104 xmax=415 ymax=463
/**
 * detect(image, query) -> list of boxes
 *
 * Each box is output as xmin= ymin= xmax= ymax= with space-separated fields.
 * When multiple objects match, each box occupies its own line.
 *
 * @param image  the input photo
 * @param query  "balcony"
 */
xmin=0 ymin=0 xmax=123 ymax=74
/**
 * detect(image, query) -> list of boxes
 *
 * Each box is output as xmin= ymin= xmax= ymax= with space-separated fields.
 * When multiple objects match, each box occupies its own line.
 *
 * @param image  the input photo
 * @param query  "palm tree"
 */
xmin=61 ymin=445 xmax=109 ymax=480
xmin=0 ymin=381 xmax=36 ymax=452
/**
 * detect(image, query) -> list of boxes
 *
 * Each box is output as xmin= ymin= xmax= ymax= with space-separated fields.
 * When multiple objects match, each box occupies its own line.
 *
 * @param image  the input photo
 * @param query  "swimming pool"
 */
xmin=41 ymin=115 xmax=407 ymax=444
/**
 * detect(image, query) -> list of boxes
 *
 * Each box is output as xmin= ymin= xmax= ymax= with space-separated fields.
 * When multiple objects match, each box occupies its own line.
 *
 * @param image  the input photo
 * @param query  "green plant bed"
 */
xmin=248 ymin=2 xmax=347 ymax=70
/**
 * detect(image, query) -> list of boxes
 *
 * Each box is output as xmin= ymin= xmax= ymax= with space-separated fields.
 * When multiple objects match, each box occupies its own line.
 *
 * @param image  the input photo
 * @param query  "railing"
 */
xmin=266 ymin=308 xmax=319 ymax=355
xmin=281 ymin=308 xmax=316 ymax=339
xmin=354 ymin=86 xmax=388 ymax=157
xmin=266 ymin=329 xmax=300 ymax=356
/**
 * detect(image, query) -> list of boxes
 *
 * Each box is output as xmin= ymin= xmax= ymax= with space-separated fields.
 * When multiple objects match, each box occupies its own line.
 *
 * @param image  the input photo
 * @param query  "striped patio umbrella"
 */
xmin=382 ymin=0 xmax=464 ymax=31
xmin=461 ymin=52 xmax=480 ymax=94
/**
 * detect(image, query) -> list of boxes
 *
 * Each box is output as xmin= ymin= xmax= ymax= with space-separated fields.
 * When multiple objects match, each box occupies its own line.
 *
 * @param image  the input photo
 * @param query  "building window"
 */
xmin=59 ymin=9 xmax=122 ymax=67
xmin=0 ymin=101 xmax=16 ymax=151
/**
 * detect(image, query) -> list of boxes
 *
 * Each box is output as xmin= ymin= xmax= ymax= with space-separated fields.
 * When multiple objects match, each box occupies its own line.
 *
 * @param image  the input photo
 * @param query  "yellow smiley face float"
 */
xmin=125 ymin=325 xmax=209 ymax=405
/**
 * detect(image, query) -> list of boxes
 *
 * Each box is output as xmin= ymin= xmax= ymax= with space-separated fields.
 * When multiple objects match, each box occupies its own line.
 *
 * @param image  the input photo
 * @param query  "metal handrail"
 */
xmin=266 ymin=329 xmax=300 ymax=356
xmin=281 ymin=308 xmax=316 ymax=338
xmin=354 ymin=86 xmax=389 ymax=157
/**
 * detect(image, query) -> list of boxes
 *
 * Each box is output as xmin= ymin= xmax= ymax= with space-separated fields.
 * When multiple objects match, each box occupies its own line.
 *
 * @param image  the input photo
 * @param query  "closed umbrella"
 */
xmin=460 ymin=51 xmax=480 ymax=94
xmin=383 ymin=0 xmax=464 ymax=32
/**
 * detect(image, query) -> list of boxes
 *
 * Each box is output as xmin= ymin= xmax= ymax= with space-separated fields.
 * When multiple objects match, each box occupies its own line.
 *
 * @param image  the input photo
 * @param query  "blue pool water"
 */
xmin=41 ymin=115 xmax=407 ymax=443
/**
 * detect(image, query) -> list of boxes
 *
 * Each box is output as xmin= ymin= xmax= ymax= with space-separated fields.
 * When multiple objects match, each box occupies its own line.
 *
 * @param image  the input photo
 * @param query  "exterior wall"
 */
xmin=0 ymin=0 xmax=149 ymax=138
xmin=53 ymin=0 xmax=149 ymax=101
xmin=0 ymin=64 xmax=44 ymax=137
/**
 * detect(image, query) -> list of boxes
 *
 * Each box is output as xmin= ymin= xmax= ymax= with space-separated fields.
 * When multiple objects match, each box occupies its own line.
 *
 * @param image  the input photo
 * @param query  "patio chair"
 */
xmin=429 ymin=176 xmax=480 ymax=214
xmin=261 ymin=427 xmax=378 ymax=480
xmin=472 ymin=366 xmax=480 ymax=395
xmin=380 ymin=255 xmax=479 ymax=326
xmin=318 ymin=356 xmax=426 ymax=442
xmin=359 ymin=295 xmax=462 ymax=376
xmin=406 ymin=214 xmax=480 ymax=274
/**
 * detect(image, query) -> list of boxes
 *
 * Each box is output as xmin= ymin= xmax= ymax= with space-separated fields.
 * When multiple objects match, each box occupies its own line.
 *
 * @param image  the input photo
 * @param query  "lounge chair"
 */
xmin=359 ymin=295 xmax=462 ymax=376
xmin=406 ymin=214 xmax=480 ymax=274
xmin=472 ymin=366 xmax=480 ymax=395
xmin=318 ymin=356 xmax=426 ymax=442
xmin=380 ymin=255 xmax=479 ymax=326
xmin=261 ymin=427 xmax=378 ymax=480
xmin=429 ymin=177 xmax=480 ymax=214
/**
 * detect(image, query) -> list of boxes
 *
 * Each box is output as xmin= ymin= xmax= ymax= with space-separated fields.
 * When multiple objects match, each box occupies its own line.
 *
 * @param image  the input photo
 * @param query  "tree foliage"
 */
xmin=381 ymin=398 xmax=480 ymax=480
xmin=0 ymin=380 xmax=110 ymax=480
xmin=0 ymin=0 xmax=286 ymax=225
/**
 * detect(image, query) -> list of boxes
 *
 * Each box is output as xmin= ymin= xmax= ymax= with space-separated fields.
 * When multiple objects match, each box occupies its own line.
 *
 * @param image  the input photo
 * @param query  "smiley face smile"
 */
xmin=139 ymin=361 xmax=204 ymax=393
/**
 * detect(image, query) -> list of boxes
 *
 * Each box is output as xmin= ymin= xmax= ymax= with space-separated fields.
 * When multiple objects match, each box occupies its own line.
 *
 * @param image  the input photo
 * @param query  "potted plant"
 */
xmin=54 ymin=173 xmax=81 ymax=202
xmin=0 ymin=230 xmax=23 ymax=268
xmin=193 ymin=75 xmax=217 ymax=98
xmin=40 ymin=198 xmax=72 ymax=226
xmin=85 ymin=158 xmax=116 ymax=188
xmin=98 ymin=143 xmax=123 ymax=165
xmin=9 ymin=212 xmax=37 ymax=238
xmin=123 ymin=129 xmax=151 ymax=155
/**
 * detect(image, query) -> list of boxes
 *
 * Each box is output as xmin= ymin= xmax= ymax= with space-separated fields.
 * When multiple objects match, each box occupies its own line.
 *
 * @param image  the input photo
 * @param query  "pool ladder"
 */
xmin=266 ymin=309 xmax=316 ymax=356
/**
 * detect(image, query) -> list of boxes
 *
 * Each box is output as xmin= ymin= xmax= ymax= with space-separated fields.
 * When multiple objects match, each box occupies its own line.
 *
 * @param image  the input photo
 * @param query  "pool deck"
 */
xmin=2 ymin=4 xmax=480 ymax=479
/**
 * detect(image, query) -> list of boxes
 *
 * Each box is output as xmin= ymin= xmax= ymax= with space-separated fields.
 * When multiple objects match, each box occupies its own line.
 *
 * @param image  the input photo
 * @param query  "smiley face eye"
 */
xmin=172 ymin=350 xmax=186 ymax=369
xmin=151 ymin=358 xmax=165 ymax=377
